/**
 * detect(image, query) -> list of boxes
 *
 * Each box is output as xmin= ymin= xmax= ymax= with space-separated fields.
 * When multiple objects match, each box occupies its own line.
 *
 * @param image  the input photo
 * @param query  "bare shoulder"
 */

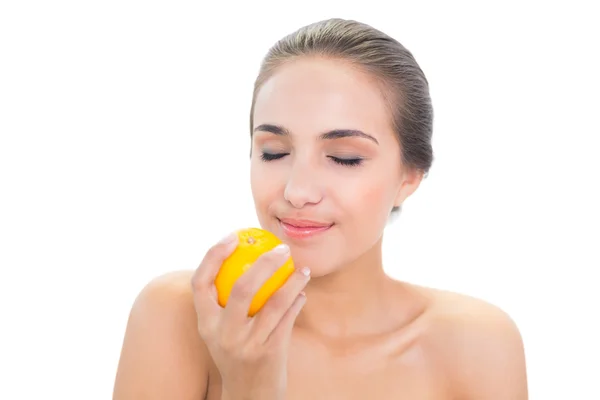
xmin=414 ymin=285 xmax=528 ymax=399
xmin=113 ymin=270 xmax=210 ymax=400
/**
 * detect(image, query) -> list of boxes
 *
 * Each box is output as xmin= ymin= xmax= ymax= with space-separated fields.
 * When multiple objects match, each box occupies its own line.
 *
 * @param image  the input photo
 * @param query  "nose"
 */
xmin=283 ymin=160 xmax=323 ymax=209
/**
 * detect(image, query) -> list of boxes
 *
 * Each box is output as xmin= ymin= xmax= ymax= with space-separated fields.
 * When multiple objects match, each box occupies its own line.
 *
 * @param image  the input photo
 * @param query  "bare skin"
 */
xmin=113 ymin=56 xmax=528 ymax=399
xmin=113 ymin=269 xmax=527 ymax=399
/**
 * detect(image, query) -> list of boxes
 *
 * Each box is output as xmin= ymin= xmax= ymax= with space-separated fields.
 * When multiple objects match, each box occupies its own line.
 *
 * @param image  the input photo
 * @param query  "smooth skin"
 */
xmin=113 ymin=56 xmax=528 ymax=399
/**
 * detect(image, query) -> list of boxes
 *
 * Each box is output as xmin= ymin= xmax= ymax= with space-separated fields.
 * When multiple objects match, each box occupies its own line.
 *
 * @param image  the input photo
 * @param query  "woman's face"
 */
xmin=251 ymin=57 xmax=422 ymax=276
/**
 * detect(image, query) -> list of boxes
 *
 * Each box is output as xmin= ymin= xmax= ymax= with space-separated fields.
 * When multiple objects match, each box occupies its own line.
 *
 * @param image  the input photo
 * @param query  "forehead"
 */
xmin=253 ymin=57 xmax=395 ymax=142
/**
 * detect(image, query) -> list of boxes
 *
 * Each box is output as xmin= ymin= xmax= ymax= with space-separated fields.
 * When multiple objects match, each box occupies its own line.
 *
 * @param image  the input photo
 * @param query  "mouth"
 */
xmin=277 ymin=218 xmax=334 ymax=239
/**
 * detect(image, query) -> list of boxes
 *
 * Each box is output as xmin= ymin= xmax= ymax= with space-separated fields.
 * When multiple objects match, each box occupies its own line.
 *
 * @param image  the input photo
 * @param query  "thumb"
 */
xmin=191 ymin=232 xmax=239 ymax=316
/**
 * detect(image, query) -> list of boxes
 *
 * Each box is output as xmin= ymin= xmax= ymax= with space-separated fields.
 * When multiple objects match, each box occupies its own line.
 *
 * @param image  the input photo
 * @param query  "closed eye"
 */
xmin=328 ymin=156 xmax=363 ymax=167
xmin=260 ymin=152 xmax=288 ymax=161
xmin=260 ymin=152 xmax=364 ymax=167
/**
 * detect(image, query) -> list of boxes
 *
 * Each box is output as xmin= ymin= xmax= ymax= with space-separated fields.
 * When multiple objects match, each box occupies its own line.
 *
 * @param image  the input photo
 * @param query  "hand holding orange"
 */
xmin=192 ymin=227 xmax=308 ymax=399
xmin=214 ymin=227 xmax=296 ymax=316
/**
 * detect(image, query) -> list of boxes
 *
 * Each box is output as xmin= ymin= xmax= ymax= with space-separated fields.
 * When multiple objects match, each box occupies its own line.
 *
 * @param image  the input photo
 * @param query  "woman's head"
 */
xmin=249 ymin=18 xmax=434 ymax=276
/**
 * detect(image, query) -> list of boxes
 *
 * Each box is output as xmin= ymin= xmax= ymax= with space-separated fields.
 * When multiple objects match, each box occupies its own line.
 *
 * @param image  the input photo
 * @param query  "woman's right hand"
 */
xmin=190 ymin=232 xmax=311 ymax=400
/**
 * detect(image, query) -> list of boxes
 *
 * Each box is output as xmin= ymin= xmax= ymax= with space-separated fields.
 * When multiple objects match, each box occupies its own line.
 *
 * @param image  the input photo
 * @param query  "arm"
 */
xmin=448 ymin=301 xmax=529 ymax=399
xmin=113 ymin=271 xmax=211 ymax=400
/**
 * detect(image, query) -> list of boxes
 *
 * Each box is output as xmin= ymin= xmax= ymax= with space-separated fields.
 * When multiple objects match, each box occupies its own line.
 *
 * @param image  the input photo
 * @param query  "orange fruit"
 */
xmin=214 ymin=227 xmax=295 ymax=317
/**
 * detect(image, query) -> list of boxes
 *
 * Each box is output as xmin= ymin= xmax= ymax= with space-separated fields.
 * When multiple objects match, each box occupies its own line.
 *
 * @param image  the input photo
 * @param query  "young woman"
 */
xmin=113 ymin=18 xmax=528 ymax=399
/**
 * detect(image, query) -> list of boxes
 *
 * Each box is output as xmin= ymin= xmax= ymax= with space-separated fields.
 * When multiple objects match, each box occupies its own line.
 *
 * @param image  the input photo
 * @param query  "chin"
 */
xmin=285 ymin=248 xmax=343 ymax=278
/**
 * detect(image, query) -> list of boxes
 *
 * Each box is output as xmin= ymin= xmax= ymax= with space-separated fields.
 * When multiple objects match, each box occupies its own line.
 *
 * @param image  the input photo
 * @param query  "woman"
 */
xmin=113 ymin=18 xmax=528 ymax=399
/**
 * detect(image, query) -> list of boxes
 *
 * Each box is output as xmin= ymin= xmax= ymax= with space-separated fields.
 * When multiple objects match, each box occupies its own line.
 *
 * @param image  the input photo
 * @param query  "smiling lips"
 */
xmin=278 ymin=218 xmax=334 ymax=239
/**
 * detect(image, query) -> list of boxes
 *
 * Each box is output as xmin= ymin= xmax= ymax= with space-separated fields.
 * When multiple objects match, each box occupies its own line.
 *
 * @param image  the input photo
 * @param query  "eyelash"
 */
xmin=260 ymin=152 xmax=363 ymax=167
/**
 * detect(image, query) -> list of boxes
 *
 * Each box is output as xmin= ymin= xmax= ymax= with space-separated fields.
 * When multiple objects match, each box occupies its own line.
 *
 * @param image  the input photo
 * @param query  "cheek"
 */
xmin=350 ymin=175 xmax=397 ymax=221
xmin=250 ymin=161 xmax=280 ymax=208
xmin=363 ymin=183 xmax=392 ymax=209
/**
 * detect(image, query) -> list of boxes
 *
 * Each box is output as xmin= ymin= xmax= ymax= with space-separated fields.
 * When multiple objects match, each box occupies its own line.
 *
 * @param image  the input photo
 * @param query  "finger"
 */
xmin=265 ymin=291 xmax=307 ymax=346
xmin=222 ymin=243 xmax=292 ymax=326
xmin=252 ymin=266 xmax=311 ymax=343
xmin=191 ymin=232 xmax=239 ymax=318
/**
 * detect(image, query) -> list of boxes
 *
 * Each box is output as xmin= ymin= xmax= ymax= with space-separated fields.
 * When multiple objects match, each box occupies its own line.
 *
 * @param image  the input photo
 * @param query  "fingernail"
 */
xmin=273 ymin=244 xmax=290 ymax=254
xmin=300 ymin=267 xmax=311 ymax=277
xmin=218 ymin=232 xmax=237 ymax=245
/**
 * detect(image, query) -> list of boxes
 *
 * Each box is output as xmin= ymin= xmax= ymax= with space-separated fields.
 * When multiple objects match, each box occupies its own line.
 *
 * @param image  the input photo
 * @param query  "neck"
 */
xmin=295 ymin=237 xmax=397 ymax=338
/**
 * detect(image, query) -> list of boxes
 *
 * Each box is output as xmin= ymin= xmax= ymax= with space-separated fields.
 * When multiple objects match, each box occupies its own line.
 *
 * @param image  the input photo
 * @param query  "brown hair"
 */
xmin=249 ymin=18 xmax=434 ymax=214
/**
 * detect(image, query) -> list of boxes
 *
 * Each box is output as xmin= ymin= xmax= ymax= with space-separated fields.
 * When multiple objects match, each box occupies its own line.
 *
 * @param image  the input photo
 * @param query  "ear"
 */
xmin=393 ymin=168 xmax=424 ymax=208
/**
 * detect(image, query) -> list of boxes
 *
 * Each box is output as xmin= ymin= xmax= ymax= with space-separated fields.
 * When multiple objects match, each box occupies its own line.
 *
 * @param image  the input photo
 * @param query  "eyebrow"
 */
xmin=253 ymin=123 xmax=379 ymax=145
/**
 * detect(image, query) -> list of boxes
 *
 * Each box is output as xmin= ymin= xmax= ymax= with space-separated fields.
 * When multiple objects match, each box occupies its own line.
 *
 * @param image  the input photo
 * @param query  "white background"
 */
xmin=1 ymin=1 xmax=599 ymax=399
